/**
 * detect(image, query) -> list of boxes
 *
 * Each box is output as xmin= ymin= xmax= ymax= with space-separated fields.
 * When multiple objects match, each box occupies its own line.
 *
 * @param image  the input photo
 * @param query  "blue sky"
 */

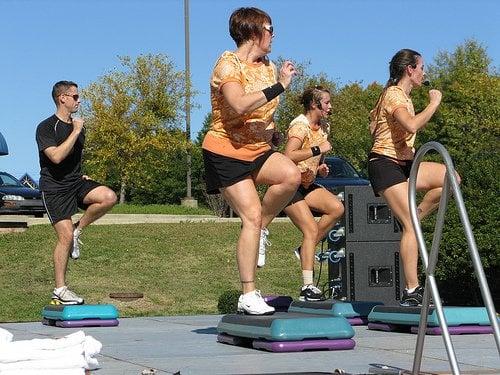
xmin=0 ymin=0 xmax=498 ymax=180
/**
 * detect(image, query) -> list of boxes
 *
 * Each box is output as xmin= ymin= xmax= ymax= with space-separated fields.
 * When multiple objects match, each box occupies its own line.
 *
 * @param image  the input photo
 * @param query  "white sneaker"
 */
xmin=237 ymin=290 xmax=275 ymax=315
xmin=52 ymin=286 xmax=84 ymax=305
xmin=257 ymin=228 xmax=270 ymax=268
xmin=71 ymin=228 xmax=82 ymax=259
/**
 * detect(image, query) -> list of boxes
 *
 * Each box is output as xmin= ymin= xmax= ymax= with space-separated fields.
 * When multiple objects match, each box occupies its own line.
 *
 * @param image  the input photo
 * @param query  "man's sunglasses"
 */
xmin=61 ymin=93 xmax=80 ymax=101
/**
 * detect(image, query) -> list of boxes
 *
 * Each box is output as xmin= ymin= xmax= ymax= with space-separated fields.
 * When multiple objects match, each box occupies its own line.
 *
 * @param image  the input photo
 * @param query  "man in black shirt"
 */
xmin=36 ymin=81 xmax=117 ymax=304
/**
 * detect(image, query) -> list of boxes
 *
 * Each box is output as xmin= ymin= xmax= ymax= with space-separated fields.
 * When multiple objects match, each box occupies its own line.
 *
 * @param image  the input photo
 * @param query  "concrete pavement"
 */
xmin=2 ymin=315 xmax=499 ymax=375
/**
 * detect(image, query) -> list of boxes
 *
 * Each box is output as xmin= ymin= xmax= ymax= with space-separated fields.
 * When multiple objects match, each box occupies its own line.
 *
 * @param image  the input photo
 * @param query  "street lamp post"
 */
xmin=181 ymin=0 xmax=197 ymax=208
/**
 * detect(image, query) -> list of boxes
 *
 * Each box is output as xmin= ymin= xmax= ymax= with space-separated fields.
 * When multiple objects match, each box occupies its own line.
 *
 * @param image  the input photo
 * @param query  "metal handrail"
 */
xmin=408 ymin=141 xmax=500 ymax=374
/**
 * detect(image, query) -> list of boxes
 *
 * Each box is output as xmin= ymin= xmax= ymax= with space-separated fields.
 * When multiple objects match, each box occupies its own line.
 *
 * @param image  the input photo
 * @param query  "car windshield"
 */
xmin=326 ymin=159 xmax=360 ymax=178
xmin=0 ymin=173 xmax=23 ymax=187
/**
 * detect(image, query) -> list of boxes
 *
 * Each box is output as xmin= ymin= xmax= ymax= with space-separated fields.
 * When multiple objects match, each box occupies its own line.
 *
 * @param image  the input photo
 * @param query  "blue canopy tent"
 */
xmin=0 ymin=131 xmax=8 ymax=156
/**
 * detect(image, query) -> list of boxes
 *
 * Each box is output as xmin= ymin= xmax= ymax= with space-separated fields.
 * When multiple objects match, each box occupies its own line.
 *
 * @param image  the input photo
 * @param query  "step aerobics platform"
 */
xmin=367 ymin=305 xmax=493 ymax=335
xmin=217 ymin=312 xmax=355 ymax=352
xmin=42 ymin=304 xmax=119 ymax=328
xmin=264 ymin=295 xmax=293 ymax=312
xmin=288 ymin=300 xmax=382 ymax=325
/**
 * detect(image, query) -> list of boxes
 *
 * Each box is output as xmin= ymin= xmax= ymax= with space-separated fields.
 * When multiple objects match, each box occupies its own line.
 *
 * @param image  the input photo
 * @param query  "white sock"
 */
xmin=407 ymin=286 xmax=417 ymax=293
xmin=243 ymin=290 xmax=256 ymax=297
xmin=54 ymin=286 xmax=66 ymax=294
xmin=302 ymin=270 xmax=313 ymax=286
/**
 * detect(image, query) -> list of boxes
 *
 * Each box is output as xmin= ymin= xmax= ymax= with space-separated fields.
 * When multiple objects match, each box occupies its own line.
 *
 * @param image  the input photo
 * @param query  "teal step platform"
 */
xmin=42 ymin=304 xmax=119 ymax=321
xmin=368 ymin=305 xmax=491 ymax=326
xmin=289 ymin=300 xmax=382 ymax=319
xmin=217 ymin=312 xmax=354 ymax=341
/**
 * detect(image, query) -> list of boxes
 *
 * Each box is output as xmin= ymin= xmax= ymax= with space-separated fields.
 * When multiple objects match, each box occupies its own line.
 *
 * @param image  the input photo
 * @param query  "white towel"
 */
xmin=1 ymin=330 xmax=86 ymax=351
xmin=0 ymin=344 xmax=82 ymax=363
xmin=0 ymin=369 xmax=85 ymax=375
xmin=0 ymin=329 xmax=101 ymax=371
xmin=0 ymin=355 xmax=87 ymax=370
xmin=83 ymin=335 xmax=102 ymax=369
xmin=0 ymin=327 xmax=13 ymax=344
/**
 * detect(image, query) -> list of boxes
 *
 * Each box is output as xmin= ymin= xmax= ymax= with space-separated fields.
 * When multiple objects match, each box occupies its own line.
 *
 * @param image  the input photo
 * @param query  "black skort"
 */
xmin=368 ymin=153 xmax=413 ymax=196
xmin=202 ymin=149 xmax=275 ymax=194
xmin=286 ymin=183 xmax=323 ymax=206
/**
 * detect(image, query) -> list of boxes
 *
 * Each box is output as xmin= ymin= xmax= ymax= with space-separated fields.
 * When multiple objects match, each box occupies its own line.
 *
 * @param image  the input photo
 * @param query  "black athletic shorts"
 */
xmin=368 ymin=153 xmax=413 ymax=196
xmin=202 ymin=148 xmax=275 ymax=194
xmin=42 ymin=178 xmax=102 ymax=224
xmin=286 ymin=183 xmax=322 ymax=206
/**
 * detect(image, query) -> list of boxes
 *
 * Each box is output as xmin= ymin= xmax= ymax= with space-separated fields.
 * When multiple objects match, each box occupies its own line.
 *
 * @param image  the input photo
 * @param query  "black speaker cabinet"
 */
xmin=343 ymin=185 xmax=401 ymax=242
xmin=328 ymin=241 xmax=405 ymax=306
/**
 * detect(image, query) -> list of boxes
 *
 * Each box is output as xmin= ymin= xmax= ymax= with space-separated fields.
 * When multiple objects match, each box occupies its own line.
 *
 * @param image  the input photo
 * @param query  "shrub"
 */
xmin=217 ymin=289 xmax=241 ymax=314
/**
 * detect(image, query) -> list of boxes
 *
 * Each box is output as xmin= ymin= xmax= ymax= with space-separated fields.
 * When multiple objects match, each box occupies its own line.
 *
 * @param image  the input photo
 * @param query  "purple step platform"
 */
xmin=218 ymin=333 xmax=355 ymax=352
xmin=263 ymin=295 xmax=293 ymax=312
xmin=368 ymin=322 xmax=493 ymax=335
xmin=42 ymin=318 xmax=119 ymax=328
xmin=347 ymin=317 xmax=368 ymax=326
xmin=410 ymin=325 xmax=494 ymax=335
xmin=252 ymin=338 xmax=355 ymax=352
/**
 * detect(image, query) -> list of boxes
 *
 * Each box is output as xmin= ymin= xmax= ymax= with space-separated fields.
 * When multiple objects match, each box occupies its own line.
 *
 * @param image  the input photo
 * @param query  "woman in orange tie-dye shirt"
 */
xmin=202 ymin=7 xmax=300 ymax=315
xmin=283 ymin=86 xmax=344 ymax=302
xmin=368 ymin=49 xmax=460 ymax=307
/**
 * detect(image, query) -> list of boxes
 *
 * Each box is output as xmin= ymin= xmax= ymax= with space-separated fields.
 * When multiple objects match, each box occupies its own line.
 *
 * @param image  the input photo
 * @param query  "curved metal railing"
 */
xmin=408 ymin=141 xmax=500 ymax=374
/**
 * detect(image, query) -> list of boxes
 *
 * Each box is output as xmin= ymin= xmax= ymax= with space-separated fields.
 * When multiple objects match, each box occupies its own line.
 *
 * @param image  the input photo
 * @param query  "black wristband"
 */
xmin=262 ymin=82 xmax=285 ymax=102
xmin=311 ymin=146 xmax=321 ymax=156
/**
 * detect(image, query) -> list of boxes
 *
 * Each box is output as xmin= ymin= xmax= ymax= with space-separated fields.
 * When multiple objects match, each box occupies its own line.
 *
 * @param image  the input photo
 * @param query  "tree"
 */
xmin=273 ymin=60 xmax=379 ymax=173
xmin=413 ymin=40 xmax=500 ymax=306
xmin=81 ymin=54 xmax=190 ymax=203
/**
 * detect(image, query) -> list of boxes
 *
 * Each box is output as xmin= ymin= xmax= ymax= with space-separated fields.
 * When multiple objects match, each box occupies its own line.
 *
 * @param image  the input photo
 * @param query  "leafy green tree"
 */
xmin=195 ymin=113 xmax=212 ymax=146
xmin=274 ymin=60 xmax=378 ymax=172
xmin=413 ymin=40 xmax=499 ymax=306
xmin=81 ymin=54 xmax=190 ymax=203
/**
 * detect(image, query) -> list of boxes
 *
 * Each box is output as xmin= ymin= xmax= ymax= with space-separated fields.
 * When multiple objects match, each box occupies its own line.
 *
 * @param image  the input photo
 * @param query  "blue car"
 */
xmin=315 ymin=156 xmax=370 ymax=194
xmin=0 ymin=171 xmax=45 ymax=217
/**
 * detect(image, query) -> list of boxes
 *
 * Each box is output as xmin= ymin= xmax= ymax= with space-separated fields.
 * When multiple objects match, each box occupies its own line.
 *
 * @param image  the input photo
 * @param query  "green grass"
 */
xmin=0 ymin=221 xmax=333 ymax=322
xmin=110 ymin=203 xmax=213 ymax=215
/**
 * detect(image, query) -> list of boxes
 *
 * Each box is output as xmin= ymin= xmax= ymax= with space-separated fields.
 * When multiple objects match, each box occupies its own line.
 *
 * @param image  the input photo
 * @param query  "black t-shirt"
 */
xmin=36 ymin=114 xmax=85 ymax=192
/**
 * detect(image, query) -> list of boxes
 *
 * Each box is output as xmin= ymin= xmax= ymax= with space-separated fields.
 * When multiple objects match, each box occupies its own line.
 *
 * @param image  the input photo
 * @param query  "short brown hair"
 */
xmin=51 ymin=80 xmax=78 ymax=105
xmin=229 ymin=7 xmax=272 ymax=47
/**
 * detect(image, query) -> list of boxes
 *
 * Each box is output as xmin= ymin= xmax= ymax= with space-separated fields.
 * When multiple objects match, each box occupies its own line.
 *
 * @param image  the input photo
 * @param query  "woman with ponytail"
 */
xmin=283 ymin=86 xmax=344 ymax=302
xmin=368 ymin=49 xmax=460 ymax=306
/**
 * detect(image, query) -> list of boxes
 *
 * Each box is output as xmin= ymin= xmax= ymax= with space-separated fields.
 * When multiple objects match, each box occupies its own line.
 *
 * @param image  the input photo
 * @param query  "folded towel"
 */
xmin=0 ymin=327 xmax=13 ymax=344
xmin=0 ymin=369 xmax=85 ymax=375
xmin=0 ymin=354 xmax=87 ymax=370
xmin=83 ymin=335 xmax=102 ymax=369
xmin=1 ymin=330 xmax=86 ymax=351
xmin=0 ymin=329 xmax=101 ymax=371
xmin=0 ymin=345 xmax=82 ymax=363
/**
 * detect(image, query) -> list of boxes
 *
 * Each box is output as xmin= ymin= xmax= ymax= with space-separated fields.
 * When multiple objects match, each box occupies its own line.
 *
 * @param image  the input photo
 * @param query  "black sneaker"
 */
xmin=299 ymin=284 xmax=324 ymax=301
xmin=400 ymin=285 xmax=424 ymax=307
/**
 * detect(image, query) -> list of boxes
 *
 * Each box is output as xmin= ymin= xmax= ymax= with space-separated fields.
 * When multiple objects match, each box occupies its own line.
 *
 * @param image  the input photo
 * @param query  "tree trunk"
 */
xmin=120 ymin=181 xmax=126 ymax=204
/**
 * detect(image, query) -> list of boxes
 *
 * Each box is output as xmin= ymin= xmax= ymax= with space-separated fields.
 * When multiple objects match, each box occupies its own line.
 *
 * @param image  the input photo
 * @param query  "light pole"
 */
xmin=181 ymin=0 xmax=197 ymax=207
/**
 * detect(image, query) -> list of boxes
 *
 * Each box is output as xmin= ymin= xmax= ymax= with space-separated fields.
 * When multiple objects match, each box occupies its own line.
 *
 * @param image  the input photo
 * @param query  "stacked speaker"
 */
xmin=326 ymin=185 xmax=404 ymax=306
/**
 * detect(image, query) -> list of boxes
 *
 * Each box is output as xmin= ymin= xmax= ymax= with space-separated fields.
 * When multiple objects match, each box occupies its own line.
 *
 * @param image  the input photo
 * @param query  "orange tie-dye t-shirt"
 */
xmin=287 ymin=114 xmax=329 ymax=187
xmin=369 ymin=86 xmax=416 ymax=160
xmin=202 ymin=51 xmax=279 ymax=161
